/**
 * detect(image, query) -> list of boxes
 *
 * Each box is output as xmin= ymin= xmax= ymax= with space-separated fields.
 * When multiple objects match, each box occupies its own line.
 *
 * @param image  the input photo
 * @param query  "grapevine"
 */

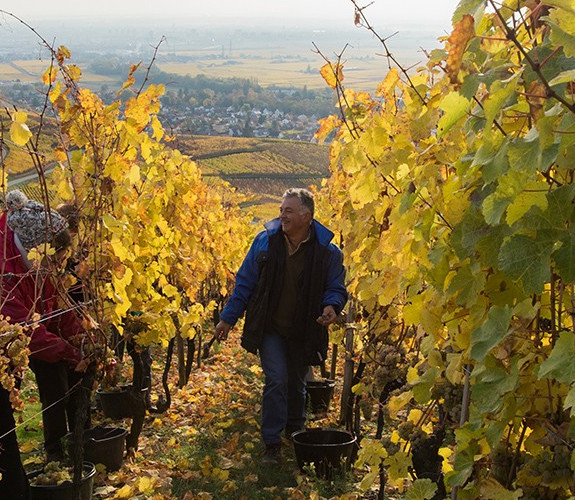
xmin=316 ymin=0 xmax=575 ymax=497
xmin=0 ymin=11 xmax=254 ymax=480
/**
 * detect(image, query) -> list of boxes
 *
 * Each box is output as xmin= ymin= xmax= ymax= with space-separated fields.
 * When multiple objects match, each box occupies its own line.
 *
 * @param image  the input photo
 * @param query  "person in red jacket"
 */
xmin=0 ymin=190 xmax=87 ymax=494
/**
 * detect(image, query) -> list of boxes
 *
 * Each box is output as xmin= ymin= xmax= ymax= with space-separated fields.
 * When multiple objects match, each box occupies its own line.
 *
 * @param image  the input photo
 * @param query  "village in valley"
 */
xmin=0 ymin=17 xmax=439 ymax=143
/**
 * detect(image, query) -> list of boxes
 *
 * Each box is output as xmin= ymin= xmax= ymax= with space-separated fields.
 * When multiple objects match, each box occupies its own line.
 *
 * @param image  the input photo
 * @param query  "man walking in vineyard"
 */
xmin=215 ymin=188 xmax=347 ymax=464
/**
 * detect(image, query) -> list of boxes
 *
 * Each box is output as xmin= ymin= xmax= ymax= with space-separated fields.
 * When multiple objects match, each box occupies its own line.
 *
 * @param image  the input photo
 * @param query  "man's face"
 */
xmin=279 ymin=196 xmax=311 ymax=237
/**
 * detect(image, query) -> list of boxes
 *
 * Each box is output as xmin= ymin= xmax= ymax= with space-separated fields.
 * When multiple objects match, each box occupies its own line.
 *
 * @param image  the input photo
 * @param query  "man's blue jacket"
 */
xmin=220 ymin=217 xmax=347 ymax=364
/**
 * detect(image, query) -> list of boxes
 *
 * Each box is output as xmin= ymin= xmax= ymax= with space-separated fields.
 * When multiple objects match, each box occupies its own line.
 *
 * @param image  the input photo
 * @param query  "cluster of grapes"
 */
xmin=124 ymin=316 xmax=148 ymax=336
xmin=431 ymin=381 xmax=463 ymax=423
xmin=526 ymin=446 xmax=572 ymax=486
xmin=373 ymin=343 xmax=406 ymax=391
xmin=397 ymin=420 xmax=428 ymax=448
xmin=489 ymin=442 xmax=514 ymax=486
xmin=381 ymin=435 xmax=400 ymax=456
xmin=31 ymin=462 xmax=72 ymax=486
xmin=359 ymin=398 xmax=374 ymax=421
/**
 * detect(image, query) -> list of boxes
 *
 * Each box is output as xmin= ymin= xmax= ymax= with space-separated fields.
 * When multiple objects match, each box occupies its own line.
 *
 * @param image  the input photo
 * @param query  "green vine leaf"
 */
xmin=483 ymin=74 xmax=520 ymax=131
xmin=452 ymin=0 xmax=485 ymax=23
xmin=507 ymin=136 xmax=542 ymax=174
xmin=553 ymin=233 xmax=575 ymax=282
xmin=549 ymin=69 xmax=575 ymax=86
xmin=498 ymin=235 xmax=553 ymax=294
xmin=471 ymin=355 xmax=519 ymax=413
xmin=538 ymin=331 xmax=575 ymax=384
xmin=438 ymin=91 xmax=471 ymax=137
xmin=406 ymin=479 xmax=438 ymax=500
xmin=446 ymin=261 xmax=485 ymax=306
xmin=412 ymin=366 xmax=440 ymax=404
xmin=479 ymin=477 xmax=523 ymax=499
xmin=384 ymin=451 xmax=412 ymax=482
xmin=470 ymin=305 xmax=513 ymax=361
xmin=547 ymin=7 xmax=575 ymax=58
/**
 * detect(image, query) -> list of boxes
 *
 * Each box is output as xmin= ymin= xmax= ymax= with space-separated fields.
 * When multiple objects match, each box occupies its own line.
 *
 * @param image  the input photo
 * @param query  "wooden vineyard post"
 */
xmin=330 ymin=342 xmax=338 ymax=381
xmin=339 ymin=303 xmax=356 ymax=428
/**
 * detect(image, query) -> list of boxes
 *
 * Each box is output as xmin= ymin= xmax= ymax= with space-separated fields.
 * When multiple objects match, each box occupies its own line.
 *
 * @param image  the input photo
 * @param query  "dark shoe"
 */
xmin=262 ymin=443 xmax=281 ymax=465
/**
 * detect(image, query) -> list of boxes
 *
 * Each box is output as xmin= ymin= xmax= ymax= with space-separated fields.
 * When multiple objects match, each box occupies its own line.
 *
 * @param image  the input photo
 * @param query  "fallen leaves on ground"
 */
xmin=79 ymin=333 xmax=361 ymax=499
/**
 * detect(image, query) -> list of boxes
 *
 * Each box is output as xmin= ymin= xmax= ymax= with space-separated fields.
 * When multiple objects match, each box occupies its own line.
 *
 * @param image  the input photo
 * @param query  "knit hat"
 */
xmin=5 ymin=190 xmax=69 ymax=250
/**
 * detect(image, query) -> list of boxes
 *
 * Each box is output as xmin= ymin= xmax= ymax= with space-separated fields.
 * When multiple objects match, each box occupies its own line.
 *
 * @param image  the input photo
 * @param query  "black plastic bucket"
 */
xmin=306 ymin=379 xmax=335 ymax=413
xmin=96 ymin=385 xmax=146 ymax=419
xmin=292 ymin=428 xmax=356 ymax=479
xmin=29 ymin=462 xmax=96 ymax=500
xmin=67 ymin=426 xmax=127 ymax=471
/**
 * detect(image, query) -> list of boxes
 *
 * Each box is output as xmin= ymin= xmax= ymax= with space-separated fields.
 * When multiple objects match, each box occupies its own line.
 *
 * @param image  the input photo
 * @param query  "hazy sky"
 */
xmin=1 ymin=0 xmax=459 ymax=28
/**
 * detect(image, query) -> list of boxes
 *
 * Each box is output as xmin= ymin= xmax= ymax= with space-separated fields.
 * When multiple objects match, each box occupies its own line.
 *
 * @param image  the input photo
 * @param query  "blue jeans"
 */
xmin=259 ymin=332 xmax=308 ymax=445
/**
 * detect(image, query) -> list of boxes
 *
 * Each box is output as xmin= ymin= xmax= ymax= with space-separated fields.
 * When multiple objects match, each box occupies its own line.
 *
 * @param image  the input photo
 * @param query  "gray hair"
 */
xmin=282 ymin=188 xmax=314 ymax=218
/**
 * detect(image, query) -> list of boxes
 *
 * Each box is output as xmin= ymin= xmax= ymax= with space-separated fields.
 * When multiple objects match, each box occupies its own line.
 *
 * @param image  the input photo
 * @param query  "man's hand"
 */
xmin=316 ymin=305 xmax=337 ymax=326
xmin=215 ymin=320 xmax=232 ymax=341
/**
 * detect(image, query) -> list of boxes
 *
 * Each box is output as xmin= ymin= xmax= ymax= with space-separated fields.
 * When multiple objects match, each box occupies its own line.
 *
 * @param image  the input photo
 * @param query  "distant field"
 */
xmin=172 ymin=135 xmax=263 ymax=159
xmin=158 ymin=57 xmax=390 ymax=90
xmin=0 ymin=64 xmax=31 ymax=81
xmin=173 ymin=134 xmax=330 ymax=199
xmin=0 ymin=60 xmax=118 ymax=85
xmin=5 ymin=132 xmax=330 ymax=206
xmin=1 ymin=55 xmax=405 ymax=92
xmin=159 ymin=59 xmax=327 ymax=89
xmin=2 ymin=48 xmax=428 ymax=92
xmin=174 ymin=135 xmax=328 ymax=174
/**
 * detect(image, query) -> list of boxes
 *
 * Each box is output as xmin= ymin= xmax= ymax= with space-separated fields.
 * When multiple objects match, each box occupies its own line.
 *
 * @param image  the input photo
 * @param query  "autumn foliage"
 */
xmin=317 ymin=0 xmax=575 ymax=498
xmin=1 ymin=37 xmax=255 ymax=434
xmin=3 ymin=0 xmax=575 ymax=498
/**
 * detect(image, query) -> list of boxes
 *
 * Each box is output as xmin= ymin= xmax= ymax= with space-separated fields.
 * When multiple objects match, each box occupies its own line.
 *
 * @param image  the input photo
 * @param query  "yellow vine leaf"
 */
xmin=9 ymin=121 xmax=32 ymax=147
xmin=138 ymin=476 xmax=156 ymax=495
xmin=127 ymin=164 xmax=140 ymax=185
xmin=437 ymin=91 xmax=471 ymax=137
xmin=56 ymin=178 xmax=74 ymax=200
xmin=113 ymin=484 xmax=134 ymax=499
xmin=505 ymin=181 xmax=548 ymax=226
xmin=56 ymin=45 xmax=71 ymax=64
xmin=66 ymin=64 xmax=82 ymax=82
xmin=54 ymin=147 xmax=68 ymax=163
xmin=349 ymin=165 xmax=379 ymax=208
xmin=49 ymin=81 xmax=63 ymax=104
xmin=407 ymin=408 xmax=424 ymax=423
xmin=120 ymin=76 xmax=135 ymax=93
xmin=314 ymin=115 xmax=341 ymax=144
xmin=376 ymin=67 xmax=400 ymax=99
xmin=446 ymin=14 xmax=475 ymax=84
xmin=543 ymin=0 xmax=575 ymax=12
xmin=42 ymin=65 xmax=58 ymax=85
xmin=387 ymin=390 xmax=413 ymax=419
xmin=320 ymin=62 xmax=344 ymax=89
xmin=151 ymin=115 xmax=164 ymax=140
xmin=12 ymin=111 xmax=28 ymax=124
xmin=439 ymin=448 xmax=454 ymax=473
